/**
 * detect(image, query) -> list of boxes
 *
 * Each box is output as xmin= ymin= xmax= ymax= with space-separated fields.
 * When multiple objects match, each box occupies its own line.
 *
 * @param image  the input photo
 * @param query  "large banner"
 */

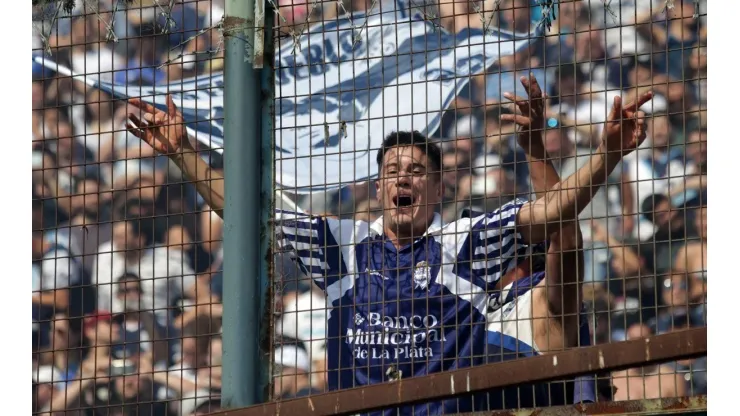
xmin=35 ymin=8 xmax=542 ymax=193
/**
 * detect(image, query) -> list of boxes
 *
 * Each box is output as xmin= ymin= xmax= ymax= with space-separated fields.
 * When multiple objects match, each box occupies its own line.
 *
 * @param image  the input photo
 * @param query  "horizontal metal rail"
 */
xmin=209 ymin=327 xmax=706 ymax=416
xmin=477 ymin=395 xmax=707 ymax=415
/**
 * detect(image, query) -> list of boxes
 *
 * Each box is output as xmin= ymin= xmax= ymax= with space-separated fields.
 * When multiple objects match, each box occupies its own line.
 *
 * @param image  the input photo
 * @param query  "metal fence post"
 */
xmin=221 ymin=0 xmax=269 ymax=408
xmin=258 ymin=0 xmax=276 ymax=403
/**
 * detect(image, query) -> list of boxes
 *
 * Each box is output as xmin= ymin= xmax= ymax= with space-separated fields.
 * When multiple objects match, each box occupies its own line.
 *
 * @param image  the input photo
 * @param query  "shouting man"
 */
xmin=126 ymin=87 xmax=651 ymax=415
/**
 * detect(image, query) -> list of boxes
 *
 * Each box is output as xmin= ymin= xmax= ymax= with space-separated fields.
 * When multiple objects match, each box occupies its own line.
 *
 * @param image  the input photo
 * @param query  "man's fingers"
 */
xmin=143 ymin=112 xmax=157 ymax=124
xmin=501 ymin=114 xmax=532 ymax=127
xmin=503 ymin=92 xmax=532 ymax=115
xmin=127 ymin=114 xmax=150 ymax=141
xmin=623 ymin=90 xmax=654 ymax=112
xmin=503 ymin=92 xmax=528 ymax=103
xmin=166 ymin=94 xmax=178 ymax=117
xmin=607 ymin=95 xmax=623 ymax=122
xmin=127 ymin=113 xmax=144 ymax=128
xmin=128 ymin=98 xmax=157 ymax=114
xmin=523 ymin=73 xmax=543 ymax=99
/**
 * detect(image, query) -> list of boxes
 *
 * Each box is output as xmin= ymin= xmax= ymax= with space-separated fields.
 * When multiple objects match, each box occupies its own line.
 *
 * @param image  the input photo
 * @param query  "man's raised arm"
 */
xmin=126 ymin=96 xmax=356 ymax=294
xmin=513 ymin=91 xmax=653 ymax=244
xmin=127 ymin=95 xmax=226 ymax=217
xmin=502 ymin=74 xmax=583 ymax=316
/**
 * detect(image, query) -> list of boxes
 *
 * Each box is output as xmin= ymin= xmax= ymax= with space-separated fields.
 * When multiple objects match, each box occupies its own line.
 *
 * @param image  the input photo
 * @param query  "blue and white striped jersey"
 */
xmin=276 ymin=199 xmax=530 ymax=415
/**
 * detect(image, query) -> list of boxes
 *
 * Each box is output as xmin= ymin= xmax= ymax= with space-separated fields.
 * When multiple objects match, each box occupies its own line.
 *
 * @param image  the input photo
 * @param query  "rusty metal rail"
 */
xmin=209 ymin=327 xmax=706 ymax=416
xmin=467 ymin=395 xmax=707 ymax=415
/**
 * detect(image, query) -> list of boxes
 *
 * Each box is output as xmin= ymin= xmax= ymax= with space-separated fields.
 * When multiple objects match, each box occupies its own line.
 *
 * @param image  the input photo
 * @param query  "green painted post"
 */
xmin=221 ymin=0 xmax=270 ymax=408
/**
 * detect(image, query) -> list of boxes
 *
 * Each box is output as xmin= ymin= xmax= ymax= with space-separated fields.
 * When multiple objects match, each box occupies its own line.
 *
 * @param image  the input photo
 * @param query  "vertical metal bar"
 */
xmin=222 ymin=0 xmax=266 ymax=408
xmin=258 ymin=0 xmax=275 ymax=401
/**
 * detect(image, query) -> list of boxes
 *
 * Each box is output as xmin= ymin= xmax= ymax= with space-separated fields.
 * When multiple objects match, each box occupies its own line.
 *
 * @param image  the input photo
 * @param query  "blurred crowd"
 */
xmin=32 ymin=0 xmax=707 ymax=414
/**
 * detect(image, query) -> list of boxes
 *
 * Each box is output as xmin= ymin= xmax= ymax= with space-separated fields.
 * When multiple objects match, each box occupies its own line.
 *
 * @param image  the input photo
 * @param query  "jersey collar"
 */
xmin=369 ymin=212 xmax=444 ymax=242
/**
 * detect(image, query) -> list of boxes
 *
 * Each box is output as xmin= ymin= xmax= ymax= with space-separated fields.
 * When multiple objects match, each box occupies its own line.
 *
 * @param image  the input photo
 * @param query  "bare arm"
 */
xmin=525 ymin=138 xmax=583 ymax=317
xmin=517 ymin=146 xmax=621 ymax=243
xmin=526 ymin=129 xmax=583 ymax=316
xmin=502 ymin=75 xmax=582 ymax=316
xmin=515 ymin=92 xmax=652 ymax=244
xmin=126 ymin=95 xmax=225 ymax=218
xmin=620 ymin=171 xmax=635 ymax=236
xmin=170 ymin=144 xmax=225 ymax=218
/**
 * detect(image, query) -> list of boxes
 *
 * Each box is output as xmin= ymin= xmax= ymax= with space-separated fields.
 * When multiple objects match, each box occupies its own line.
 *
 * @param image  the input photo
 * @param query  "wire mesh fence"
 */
xmin=32 ymin=0 xmax=706 ymax=415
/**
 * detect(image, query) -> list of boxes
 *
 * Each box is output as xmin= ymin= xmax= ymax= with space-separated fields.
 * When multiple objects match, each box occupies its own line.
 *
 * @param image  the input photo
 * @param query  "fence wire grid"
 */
xmin=32 ymin=0 xmax=707 ymax=415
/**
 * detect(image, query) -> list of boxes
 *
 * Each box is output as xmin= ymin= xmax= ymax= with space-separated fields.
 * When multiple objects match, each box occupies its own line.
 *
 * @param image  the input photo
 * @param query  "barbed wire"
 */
xmin=32 ymin=0 xmax=704 ymax=70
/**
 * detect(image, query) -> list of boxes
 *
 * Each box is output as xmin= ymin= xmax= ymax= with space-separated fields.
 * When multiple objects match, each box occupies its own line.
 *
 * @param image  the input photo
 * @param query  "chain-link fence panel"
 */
xmin=32 ymin=0 xmax=707 ymax=415
xmin=33 ymin=1 xmax=225 ymax=414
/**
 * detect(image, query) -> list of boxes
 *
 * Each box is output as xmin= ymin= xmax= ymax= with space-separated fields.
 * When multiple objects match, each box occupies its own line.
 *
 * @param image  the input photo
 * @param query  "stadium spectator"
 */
xmin=87 ymin=352 xmax=173 ymax=416
xmin=611 ymin=324 xmax=687 ymax=400
xmin=113 ymin=272 xmax=171 ymax=368
xmin=674 ymin=205 xmax=707 ymax=281
xmin=93 ymin=216 xmax=197 ymax=327
xmin=623 ymin=113 xmax=695 ymax=240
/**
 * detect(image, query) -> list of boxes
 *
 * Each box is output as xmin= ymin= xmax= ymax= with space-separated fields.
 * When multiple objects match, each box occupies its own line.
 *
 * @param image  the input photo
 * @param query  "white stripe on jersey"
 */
xmin=436 ymin=231 xmax=489 ymax=315
xmin=275 ymin=199 xmax=528 ymax=307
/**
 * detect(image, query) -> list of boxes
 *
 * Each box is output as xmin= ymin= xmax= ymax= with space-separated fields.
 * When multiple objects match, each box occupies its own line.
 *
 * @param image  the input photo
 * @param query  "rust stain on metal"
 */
xmin=645 ymin=337 xmax=651 ymax=362
xmin=222 ymin=16 xmax=249 ymax=36
xmin=209 ymin=328 xmax=706 ymax=416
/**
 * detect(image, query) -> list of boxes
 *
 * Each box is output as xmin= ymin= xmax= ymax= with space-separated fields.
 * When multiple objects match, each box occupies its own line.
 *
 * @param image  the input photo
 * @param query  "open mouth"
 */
xmin=393 ymin=195 xmax=415 ymax=208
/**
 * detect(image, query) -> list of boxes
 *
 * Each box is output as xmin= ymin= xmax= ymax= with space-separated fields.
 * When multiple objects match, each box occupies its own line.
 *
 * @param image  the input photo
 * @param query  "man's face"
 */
xmin=375 ymin=146 xmax=442 ymax=237
xmin=117 ymin=280 xmax=142 ymax=311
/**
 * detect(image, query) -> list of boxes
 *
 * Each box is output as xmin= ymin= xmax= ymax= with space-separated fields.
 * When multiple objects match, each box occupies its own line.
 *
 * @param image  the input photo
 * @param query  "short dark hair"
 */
xmin=375 ymin=131 xmax=442 ymax=177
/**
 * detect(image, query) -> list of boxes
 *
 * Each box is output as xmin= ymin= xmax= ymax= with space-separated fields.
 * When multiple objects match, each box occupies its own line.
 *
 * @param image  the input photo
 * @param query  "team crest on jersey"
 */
xmin=413 ymin=261 xmax=431 ymax=291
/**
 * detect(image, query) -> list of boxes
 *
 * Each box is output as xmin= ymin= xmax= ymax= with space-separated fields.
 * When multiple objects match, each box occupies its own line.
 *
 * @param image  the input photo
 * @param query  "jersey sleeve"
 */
xmin=274 ymin=210 xmax=349 ymax=292
xmin=468 ymin=198 xmax=529 ymax=285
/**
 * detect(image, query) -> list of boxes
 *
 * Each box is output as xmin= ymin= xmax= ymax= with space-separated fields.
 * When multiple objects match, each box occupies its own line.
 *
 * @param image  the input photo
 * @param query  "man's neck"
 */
xmin=383 ymin=216 xmax=435 ymax=249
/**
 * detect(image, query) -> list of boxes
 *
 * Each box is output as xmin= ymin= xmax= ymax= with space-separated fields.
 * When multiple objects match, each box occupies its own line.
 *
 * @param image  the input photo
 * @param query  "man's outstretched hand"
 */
xmin=500 ymin=74 xmax=547 ymax=132
xmin=602 ymin=91 xmax=653 ymax=156
xmin=500 ymin=73 xmax=547 ymax=154
xmin=127 ymin=94 xmax=190 ymax=156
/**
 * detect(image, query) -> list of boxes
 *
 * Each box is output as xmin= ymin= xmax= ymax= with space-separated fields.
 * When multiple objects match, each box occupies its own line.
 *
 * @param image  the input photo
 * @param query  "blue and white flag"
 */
xmin=35 ymin=7 xmax=541 ymax=194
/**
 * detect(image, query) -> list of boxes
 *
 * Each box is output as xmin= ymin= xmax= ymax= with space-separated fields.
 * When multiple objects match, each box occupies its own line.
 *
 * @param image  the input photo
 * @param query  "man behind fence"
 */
xmin=126 ymin=88 xmax=651 ymax=415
